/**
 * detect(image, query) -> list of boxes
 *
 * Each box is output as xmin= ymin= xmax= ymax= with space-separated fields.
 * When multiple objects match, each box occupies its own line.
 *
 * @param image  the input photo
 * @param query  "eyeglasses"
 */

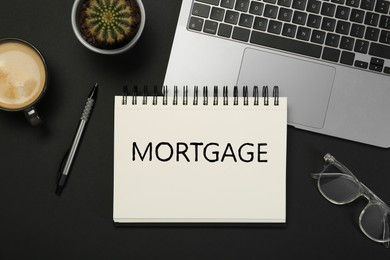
xmin=310 ymin=153 xmax=390 ymax=248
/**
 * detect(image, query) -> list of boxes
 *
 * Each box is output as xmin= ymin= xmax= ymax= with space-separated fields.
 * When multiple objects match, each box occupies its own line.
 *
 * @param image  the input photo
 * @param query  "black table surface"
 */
xmin=1 ymin=0 xmax=389 ymax=259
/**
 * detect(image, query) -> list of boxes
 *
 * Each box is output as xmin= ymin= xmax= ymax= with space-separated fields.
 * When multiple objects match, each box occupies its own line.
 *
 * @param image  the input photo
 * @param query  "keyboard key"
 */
xmin=253 ymin=17 xmax=269 ymax=31
xmin=325 ymin=33 xmax=340 ymax=47
xmin=264 ymin=4 xmax=279 ymax=19
xmin=189 ymin=17 xmax=204 ymax=31
xmin=197 ymin=0 xmax=220 ymax=5
xmin=364 ymin=12 xmax=380 ymax=26
xmin=379 ymin=15 xmax=390 ymax=29
xmin=340 ymin=36 xmax=355 ymax=50
xmin=268 ymin=20 xmax=283 ymax=34
xmin=239 ymin=13 xmax=254 ymax=28
xmin=364 ymin=27 xmax=380 ymax=41
xmin=360 ymin=0 xmax=375 ymax=10
xmin=350 ymin=9 xmax=365 ymax=23
xmin=278 ymin=8 xmax=293 ymax=22
xmin=369 ymin=63 xmax=383 ymax=72
xmin=232 ymin=26 xmax=251 ymax=41
xmin=311 ymin=30 xmax=326 ymax=44
xmin=322 ymin=17 xmax=337 ymax=31
xmin=322 ymin=47 xmax=341 ymax=62
xmin=354 ymin=39 xmax=369 ymax=53
xmin=340 ymin=51 xmax=355 ymax=65
xmin=307 ymin=14 xmax=322 ymax=28
xmin=335 ymin=6 xmax=351 ymax=20
xmin=331 ymin=0 xmax=345 ymax=4
xmin=369 ymin=42 xmax=390 ymax=59
xmin=250 ymin=30 xmax=322 ymax=57
xmin=249 ymin=1 xmax=264 ymax=15
xmin=375 ymin=0 xmax=390 ymax=13
xmin=379 ymin=30 xmax=390 ymax=44
xmin=264 ymin=0 xmax=277 ymax=3
xmin=203 ymin=20 xmax=218 ymax=34
xmin=217 ymin=23 xmax=233 ymax=37
xmin=282 ymin=23 xmax=297 ymax=37
xmin=210 ymin=7 xmax=225 ymax=21
xmin=292 ymin=0 xmax=307 ymax=10
xmin=336 ymin=21 xmax=351 ymax=35
xmin=307 ymin=0 xmax=321 ymax=13
xmin=368 ymin=61 xmax=383 ymax=72
xmin=225 ymin=10 xmax=240 ymax=24
xmin=371 ymin=57 xmax=385 ymax=66
xmin=192 ymin=3 xmax=211 ymax=18
xmin=346 ymin=0 xmax=360 ymax=7
xmin=292 ymin=11 xmax=308 ymax=25
xmin=235 ymin=0 xmax=250 ymax=12
xmin=221 ymin=0 xmax=235 ymax=8
xmin=350 ymin=23 xmax=365 ymax=38
xmin=321 ymin=3 xmax=336 ymax=17
xmin=384 ymin=67 xmax=390 ymax=74
xmin=278 ymin=0 xmax=293 ymax=7
xmin=354 ymin=60 xmax=368 ymax=68
xmin=297 ymin=26 xmax=312 ymax=40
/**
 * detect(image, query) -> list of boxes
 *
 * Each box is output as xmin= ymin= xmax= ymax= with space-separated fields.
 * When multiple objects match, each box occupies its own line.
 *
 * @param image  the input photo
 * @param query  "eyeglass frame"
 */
xmin=310 ymin=153 xmax=390 ymax=248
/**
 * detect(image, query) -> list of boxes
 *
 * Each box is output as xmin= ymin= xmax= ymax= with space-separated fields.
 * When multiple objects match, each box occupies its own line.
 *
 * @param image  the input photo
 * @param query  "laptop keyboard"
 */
xmin=188 ymin=0 xmax=390 ymax=75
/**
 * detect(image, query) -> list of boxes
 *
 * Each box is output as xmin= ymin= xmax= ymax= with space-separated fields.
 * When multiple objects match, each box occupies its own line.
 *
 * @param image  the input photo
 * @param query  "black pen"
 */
xmin=56 ymin=83 xmax=98 ymax=195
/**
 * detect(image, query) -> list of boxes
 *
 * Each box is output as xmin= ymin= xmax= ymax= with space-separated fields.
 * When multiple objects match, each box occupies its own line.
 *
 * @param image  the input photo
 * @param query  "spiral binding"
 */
xmin=122 ymin=86 xmax=280 ymax=106
xmin=122 ymin=85 xmax=128 ymax=105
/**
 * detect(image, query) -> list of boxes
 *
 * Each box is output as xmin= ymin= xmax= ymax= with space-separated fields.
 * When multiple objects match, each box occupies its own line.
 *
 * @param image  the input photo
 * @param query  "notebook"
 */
xmin=113 ymin=86 xmax=287 ymax=223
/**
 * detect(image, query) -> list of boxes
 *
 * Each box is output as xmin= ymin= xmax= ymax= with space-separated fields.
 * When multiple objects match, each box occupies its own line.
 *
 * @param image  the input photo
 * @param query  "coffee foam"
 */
xmin=0 ymin=41 xmax=46 ymax=110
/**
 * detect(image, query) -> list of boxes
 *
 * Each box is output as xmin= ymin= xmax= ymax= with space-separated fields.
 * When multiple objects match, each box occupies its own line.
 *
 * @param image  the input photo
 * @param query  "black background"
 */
xmin=0 ymin=0 xmax=389 ymax=259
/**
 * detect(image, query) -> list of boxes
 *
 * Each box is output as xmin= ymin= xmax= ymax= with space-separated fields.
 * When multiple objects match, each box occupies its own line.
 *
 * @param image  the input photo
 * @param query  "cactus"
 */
xmin=80 ymin=0 xmax=141 ymax=49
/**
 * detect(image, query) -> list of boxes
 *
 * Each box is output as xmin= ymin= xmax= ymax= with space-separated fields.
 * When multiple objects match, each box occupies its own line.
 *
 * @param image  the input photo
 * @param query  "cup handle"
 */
xmin=24 ymin=106 xmax=43 ymax=126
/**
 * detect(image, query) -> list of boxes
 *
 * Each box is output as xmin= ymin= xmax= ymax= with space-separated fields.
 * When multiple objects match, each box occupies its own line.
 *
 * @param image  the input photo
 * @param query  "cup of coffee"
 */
xmin=0 ymin=38 xmax=47 ymax=126
xmin=71 ymin=0 xmax=146 ymax=55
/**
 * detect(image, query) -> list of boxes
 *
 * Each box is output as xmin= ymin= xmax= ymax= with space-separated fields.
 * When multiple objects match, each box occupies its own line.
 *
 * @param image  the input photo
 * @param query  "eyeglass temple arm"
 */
xmin=311 ymin=153 xmax=359 ymax=180
xmin=310 ymin=172 xmax=348 ymax=179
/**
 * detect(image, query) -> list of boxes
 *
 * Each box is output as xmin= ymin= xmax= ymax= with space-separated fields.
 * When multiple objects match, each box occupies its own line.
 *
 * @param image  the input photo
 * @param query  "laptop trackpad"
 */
xmin=237 ymin=48 xmax=335 ymax=129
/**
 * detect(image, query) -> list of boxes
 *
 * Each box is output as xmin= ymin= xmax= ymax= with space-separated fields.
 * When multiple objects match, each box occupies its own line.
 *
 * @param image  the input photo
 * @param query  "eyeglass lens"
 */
xmin=318 ymin=164 xmax=360 ymax=204
xmin=360 ymin=204 xmax=390 ymax=243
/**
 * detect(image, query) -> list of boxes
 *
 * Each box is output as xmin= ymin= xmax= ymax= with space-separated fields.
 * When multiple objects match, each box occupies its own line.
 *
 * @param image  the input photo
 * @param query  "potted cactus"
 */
xmin=78 ymin=0 xmax=142 ymax=50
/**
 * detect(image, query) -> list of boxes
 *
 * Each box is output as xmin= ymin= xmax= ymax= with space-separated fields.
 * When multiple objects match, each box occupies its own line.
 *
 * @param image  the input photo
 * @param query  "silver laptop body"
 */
xmin=164 ymin=0 xmax=390 ymax=147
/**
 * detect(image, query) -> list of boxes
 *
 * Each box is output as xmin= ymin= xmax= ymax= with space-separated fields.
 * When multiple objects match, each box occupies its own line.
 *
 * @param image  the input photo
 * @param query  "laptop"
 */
xmin=163 ymin=0 xmax=390 ymax=148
